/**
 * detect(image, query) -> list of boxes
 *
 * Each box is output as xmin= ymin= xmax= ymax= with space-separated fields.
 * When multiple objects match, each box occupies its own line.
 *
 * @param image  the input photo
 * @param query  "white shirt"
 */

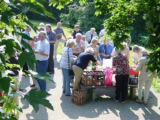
xmin=34 ymin=39 xmax=50 ymax=61
xmin=84 ymin=41 xmax=88 ymax=49
xmin=99 ymin=29 xmax=107 ymax=42
xmin=133 ymin=46 xmax=145 ymax=64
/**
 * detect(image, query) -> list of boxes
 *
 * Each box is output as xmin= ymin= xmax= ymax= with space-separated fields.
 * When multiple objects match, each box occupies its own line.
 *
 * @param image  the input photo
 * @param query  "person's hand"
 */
xmin=34 ymin=51 xmax=39 ymax=54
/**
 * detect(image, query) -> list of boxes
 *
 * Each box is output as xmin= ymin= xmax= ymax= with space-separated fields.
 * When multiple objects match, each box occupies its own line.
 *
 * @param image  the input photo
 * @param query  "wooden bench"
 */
xmin=80 ymin=84 xmax=138 ymax=101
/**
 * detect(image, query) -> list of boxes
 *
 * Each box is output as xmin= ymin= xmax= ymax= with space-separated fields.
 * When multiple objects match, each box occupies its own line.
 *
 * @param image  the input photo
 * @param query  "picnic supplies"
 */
xmin=104 ymin=67 xmax=113 ymax=86
xmin=129 ymin=67 xmax=139 ymax=75
xmin=112 ymin=74 xmax=116 ymax=86
xmin=93 ymin=71 xmax=105 ymax=86
xmin=71 ymin=89 xmax=87 ymax=105
xmin=82 ymin=71 xmax=94 ymax=86
xmin=129 ymin=77 xmax=138 ymax=85
xmin=102 ymin=58 xmax=112 ymax=69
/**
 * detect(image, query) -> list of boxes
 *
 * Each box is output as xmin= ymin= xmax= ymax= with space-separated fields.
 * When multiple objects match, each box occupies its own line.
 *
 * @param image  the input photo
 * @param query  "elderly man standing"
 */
xmin=99 ymin=38 xmax=113 ymax=61
xmin=46 ymin=24 xmax=56 ymax=74
xmin=73 ymin=33 xmax=85 ymax=56
xmin=85 ymin=28 xmax=97 ymax=44
xmin=34 ymin=31 xmax=50 ymax=91
xmin=54 ymin=22 xmax=67 ymax=59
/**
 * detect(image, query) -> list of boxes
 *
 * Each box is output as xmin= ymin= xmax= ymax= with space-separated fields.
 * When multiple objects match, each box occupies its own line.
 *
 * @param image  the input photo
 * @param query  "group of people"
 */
xmin=22 ymin=22 xmax=157 ymax=105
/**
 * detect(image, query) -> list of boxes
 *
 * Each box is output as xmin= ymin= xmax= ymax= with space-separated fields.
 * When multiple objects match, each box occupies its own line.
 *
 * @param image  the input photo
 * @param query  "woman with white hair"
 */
xmin=72 ymin=48 xmax=98 ymax=90
xmin=111 ymin=42 xmax=130 ymax=58
xmin=60 ymin=39 xmax=76 ymax=96
xmin=134 ymin=51 xmax=157 ymax=104
xmin=85 ymin=28 xmax=97 ymax=44
xmin=113 ymin=48 xmax=130 ymax=103
xmin=87 ymin=38 xmax=99 ymax=59
xmin=132 ymin=45 xmax=146 ymax=65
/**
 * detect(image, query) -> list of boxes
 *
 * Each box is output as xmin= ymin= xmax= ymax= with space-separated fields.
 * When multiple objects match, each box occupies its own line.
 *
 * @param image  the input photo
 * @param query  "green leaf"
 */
xmin=14 ymin=105 xmax=23 ymax=112
xmin=18 ymin=51 xmax=37 ymax=70
xmin=10 ymin=91 xmax=23 ymax=98
xmin=20 ymin=39 xmax=34 ymax=53
xmin=0 ymin=77 xmax=11 ymax=94
xmin=29 ymin=70 xmax=55 ymax=83
xmin=0 ymin=39 xmax=21 ymax=57
xmin=24 ymin=89 xmax=54 ymax=112
xmin=0 ymin=53 xmax=5 ymax=64
xmin=16 ymin=32 xmax=33 ymax=41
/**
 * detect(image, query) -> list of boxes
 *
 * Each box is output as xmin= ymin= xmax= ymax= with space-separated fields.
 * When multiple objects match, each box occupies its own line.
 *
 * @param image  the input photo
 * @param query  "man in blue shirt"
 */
xmin=99 ymin=38 xmax=113 ymax=61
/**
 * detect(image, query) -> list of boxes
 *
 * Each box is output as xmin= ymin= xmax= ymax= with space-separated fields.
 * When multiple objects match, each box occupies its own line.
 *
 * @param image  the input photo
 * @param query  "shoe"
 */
xmin=143 ymin=101 xmax=147 ymax=105
xmin=70 ymin=86 xmax=73 ymax=88
xmin=114 ymin=98 xmax=119 ymax=102
xmin=49 ymin=71 xmax=54 ymax=74
xmin=30 ymin=84 xmax=35 ymax=87
xmin=66 ymin=94 xmax=71 ymax=96
xmin=122 ymin=100 xmax=126 ymax=103
xmin=136 ymin=99 xmax=143 ymax=104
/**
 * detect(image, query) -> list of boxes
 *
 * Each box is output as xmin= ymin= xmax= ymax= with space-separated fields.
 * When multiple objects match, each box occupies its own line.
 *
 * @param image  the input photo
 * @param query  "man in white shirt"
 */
xmin=73 ymin=33 xmax=85 ymax=56
xmin=99 ymin=25 xmax=107 ymax=43
xmin=81 ymin=35 xmax=88 ymax=49
xmin=34 ymin=31 xmax=50 ymax=91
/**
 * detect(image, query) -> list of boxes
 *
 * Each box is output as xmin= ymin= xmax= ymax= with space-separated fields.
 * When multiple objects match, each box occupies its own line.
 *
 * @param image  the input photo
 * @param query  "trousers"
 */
xmin=72 ymin=65 xmax=83 ymax=91
xmin=115 ymin=74 xmax=129 ymax=101
xmin=54 ymin=38 xmax=66 ymax=58
xmin=36 ymin=60 xmax=48 ymax=91
xmin=138 ymin=79 xmax=152 ymax=102
xmin=48 ymin=44 xmax=54 ymax=72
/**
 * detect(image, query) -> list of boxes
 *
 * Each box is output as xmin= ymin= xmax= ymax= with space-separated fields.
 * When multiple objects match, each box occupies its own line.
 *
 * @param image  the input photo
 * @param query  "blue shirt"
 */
xmin=74 ymin=53 xmax=97 ymax=70
xmin=99 ymin=44 xmax=113 ymax=60
xmin=22 ymin=30 xmax=30 ymax=43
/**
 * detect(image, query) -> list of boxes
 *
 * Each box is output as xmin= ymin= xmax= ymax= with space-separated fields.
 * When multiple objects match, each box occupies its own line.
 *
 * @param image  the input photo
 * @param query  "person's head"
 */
xmin=81 ymin=35 xmax=86 ymax=41
xmin=26 ymin=25 xmax=31 ymax=32
xmin=91 ymin=38 xmax=98 ymax=47
xmin=90 ymin=28 xmax=96 ymax=34
xmin=85 ymin=47 xmax=94 ymax=55
xmin=132 ymin=45 xmax=140 ymax=53
xmin=103 ymin=37 xmax=110 ymax=45
xmin=142 ymin=50 xmax=149 ymax=57
xmin=74 ymin=25 xmax=79 ymax=32
xmin=67 ymin=36 xmax=73 ymax=40
xmin=57 ymin=22 xmax=61 ymax=28
xmin=46 ymin=24 xmax=52 ymax=32
xmin=122 ymin=42 xmax=127 ymax=49
xmin=39 ymin=23 xmax=44 ymax=28
xmin=115 ymin=48 xmax=121 ymax=55
xmin=66 ymin=39 xmax=76 ymax=48
xmin=76 ymin=33 xmax=82 ymax=42
xmin=38 ymin=31 xmax=46 ymax=41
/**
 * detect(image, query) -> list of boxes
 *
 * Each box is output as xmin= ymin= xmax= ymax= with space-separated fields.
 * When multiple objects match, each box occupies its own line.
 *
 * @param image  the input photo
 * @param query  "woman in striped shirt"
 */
xmin=60 ymin=39 xmax=76 ymax=96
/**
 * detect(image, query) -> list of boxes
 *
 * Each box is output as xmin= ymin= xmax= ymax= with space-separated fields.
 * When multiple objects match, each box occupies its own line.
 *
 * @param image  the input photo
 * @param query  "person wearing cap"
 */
xmin=34 ymin=31 xmax=50 ymax=91
xmin=132 ymin=45 xmax=146 ymax=65
xmin=111 ymin=42 xmax=130 ymax=58
xmin=71 ymin=25 xmax=83 ymax=39
xmin=134 ymin=51 xmax=157 ymax=104
xmin=99 ymin=38 xmax=113 ymax=61
xmin=85 ymin=28 xmax=97 ymax=44
xmin=99 ymin=25 xmax=107 ymax=43
xmin=54 ymin=22 xmax=67 ymax=59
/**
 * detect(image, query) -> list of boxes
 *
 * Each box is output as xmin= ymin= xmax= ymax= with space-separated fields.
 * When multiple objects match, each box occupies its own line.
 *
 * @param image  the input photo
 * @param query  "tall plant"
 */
xmin=0 ymin=0 xmax=54 ymax=119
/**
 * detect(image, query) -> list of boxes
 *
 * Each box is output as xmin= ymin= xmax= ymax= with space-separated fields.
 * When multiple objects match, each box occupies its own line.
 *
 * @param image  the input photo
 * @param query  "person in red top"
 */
xmin=113 ymin=48 xmax=130 ymax=103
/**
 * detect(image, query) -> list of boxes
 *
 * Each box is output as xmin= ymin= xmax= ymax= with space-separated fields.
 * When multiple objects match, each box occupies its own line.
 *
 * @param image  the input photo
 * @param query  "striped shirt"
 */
xmin=60 ymin=47 xmax=74 ymax=69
